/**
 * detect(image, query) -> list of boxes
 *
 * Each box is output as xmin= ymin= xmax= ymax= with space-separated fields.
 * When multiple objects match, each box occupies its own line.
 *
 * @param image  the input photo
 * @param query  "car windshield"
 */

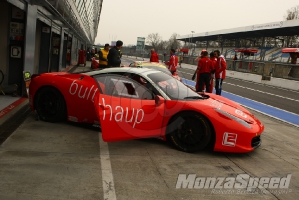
xmin=148 ymin=72 xmax=202 ymax=100
xmin=140 ymin=65 xmax=172 ymax=76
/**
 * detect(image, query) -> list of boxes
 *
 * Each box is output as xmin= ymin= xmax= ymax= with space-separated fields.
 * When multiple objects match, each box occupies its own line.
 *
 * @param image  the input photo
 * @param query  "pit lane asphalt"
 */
xmin=0 ymin=61 xmax=298 ymax=200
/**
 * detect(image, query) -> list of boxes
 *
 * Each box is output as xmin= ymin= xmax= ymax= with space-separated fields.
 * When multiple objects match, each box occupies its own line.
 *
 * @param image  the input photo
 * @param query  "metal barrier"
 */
xmin=124 ymin=52 xmax=299 ymax=80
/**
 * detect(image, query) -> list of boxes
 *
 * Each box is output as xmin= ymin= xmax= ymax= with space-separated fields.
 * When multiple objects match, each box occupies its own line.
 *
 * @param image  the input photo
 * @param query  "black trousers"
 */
xmin=198 ymin=73 xmax=211 ymax=92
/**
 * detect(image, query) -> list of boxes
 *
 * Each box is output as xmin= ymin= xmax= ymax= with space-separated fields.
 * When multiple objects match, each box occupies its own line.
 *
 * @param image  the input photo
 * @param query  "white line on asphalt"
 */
xmin=178 ymin=70 xmax=299 ymax=102
xmin=99 ymin=133 xmax=117 ymax=200
xmin=225 ymin=82 xmax=299 ymax=102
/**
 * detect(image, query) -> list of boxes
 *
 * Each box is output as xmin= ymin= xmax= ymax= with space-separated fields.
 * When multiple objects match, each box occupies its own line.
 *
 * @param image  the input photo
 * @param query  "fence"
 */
xmin=123 ymin=52 xmax=299 ymax=80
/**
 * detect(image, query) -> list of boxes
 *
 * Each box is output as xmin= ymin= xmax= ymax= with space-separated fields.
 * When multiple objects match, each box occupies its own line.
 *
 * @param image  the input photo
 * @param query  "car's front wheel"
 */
xmin=167 ymin=112 xmax=212 ymax=153
xmin=35 ymin=87 xmax=66 ymax=122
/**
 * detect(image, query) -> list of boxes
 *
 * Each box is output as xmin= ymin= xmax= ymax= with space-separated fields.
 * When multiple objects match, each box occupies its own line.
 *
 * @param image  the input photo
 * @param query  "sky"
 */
xmin=94 ymin=0 xmax=299 ymax=46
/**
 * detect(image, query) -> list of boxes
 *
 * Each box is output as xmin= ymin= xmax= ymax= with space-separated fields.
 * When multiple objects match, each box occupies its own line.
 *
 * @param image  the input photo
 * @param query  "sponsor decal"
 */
xmin=251 ymin=22 xmax=282 ymax=30
xmin=235 ymin=109 xmax=247 ymax=118
xmin=222 ymin=132 xmax=237 ymax=147
xmin=69 ymin=80 xmax=98 ymax=102
xmin=99 ymin=98 xmax=144 ymax=128
xmin=209 ymin=99 xmax=223 ymax=109
xmin=176 ymin=174 xmax=292 ymax=195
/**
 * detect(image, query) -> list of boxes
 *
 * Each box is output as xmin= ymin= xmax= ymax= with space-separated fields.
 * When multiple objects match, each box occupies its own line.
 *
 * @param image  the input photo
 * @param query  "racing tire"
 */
xmin=35 ymin=87 xmax=66 ymax=122
xmin=167 ymin=112 xmax=212 ymax=153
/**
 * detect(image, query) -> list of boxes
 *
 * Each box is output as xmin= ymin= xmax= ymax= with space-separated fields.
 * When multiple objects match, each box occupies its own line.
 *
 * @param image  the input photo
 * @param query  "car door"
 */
xmin=94 ymin=73 xmax=165 ymax=142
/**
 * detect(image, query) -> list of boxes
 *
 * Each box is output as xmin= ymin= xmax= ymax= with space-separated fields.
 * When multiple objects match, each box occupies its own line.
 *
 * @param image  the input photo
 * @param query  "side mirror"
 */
xmin=155 ymin=95 xmax=165 ymax=106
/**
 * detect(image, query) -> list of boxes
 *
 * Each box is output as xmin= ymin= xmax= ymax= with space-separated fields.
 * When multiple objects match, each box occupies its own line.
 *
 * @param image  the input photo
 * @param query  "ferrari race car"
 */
xmin=128 ymin=61 xmax=182 ymax=81
xmin=29 ymin=67 xmax=263 ymax=153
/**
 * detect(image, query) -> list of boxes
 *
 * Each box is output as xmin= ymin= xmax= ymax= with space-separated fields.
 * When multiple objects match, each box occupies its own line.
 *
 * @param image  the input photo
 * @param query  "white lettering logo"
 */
xmin=222 ymin=132 xmax=237 ymax=147
xmin=209 ymin=99 xmax=223 ymax=109
xmin=235 ymin=109 xmax=247 ymax=118
xmin=176 ymin=174 xmax=292 ymax=192
xmin=69 ymin=80 xmax=98 ymax=102
xmin=99 ymin=98 xmax=144 ymax=128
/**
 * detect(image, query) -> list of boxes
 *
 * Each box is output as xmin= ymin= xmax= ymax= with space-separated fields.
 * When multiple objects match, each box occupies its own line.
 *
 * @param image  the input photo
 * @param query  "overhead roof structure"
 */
xmin=177 ymin=19 xmax=299 ymax=42
xmin=31 ymin=0 xmax=103 ymax=44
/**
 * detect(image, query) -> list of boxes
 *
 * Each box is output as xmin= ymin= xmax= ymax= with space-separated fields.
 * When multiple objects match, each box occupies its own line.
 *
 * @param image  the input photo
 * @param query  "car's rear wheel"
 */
xmin=35 ymin=87 xmax=66 ymax=122
xmin=167 ymin=112 xmax=212 ymax=153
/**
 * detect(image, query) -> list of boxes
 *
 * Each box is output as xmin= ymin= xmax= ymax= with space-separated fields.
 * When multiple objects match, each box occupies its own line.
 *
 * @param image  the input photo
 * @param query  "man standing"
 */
xmin=208 ymin=52 xmax=217 ymax=93
xmin=165 ymin=49 xmax=178 ymax=74
xmin=108 ymin=40 xmax=123 ymax=67
xmin=192 ymin=50 xmax=206 ymax=92
xmin=98 ymin=43 xmax=110 ymax=68
xmin=198 ymin=51 xmax=213 ymax=92
xmin=214 ymin=50 xmax=227 ymax=95
xmin=150 ymin=49 xmax=159 ymax=62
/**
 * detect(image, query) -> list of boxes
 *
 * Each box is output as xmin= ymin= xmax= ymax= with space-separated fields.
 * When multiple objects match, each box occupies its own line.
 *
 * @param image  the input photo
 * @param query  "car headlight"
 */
xmin=215 ymin=108 xmax=252 ymax=129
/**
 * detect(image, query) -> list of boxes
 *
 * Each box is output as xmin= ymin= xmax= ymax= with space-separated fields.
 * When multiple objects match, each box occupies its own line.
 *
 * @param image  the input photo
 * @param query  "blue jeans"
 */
xmin=215 ymin=78 xmax=223 ymax=95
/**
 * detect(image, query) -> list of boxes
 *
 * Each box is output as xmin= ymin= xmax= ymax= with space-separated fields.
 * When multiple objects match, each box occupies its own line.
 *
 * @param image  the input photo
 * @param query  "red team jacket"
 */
xmin=166 ymin=55 xmax=178 ymax=72
xmin=197 ymin=57 xmax=213 ymax=73
xmin=215 ymin=55 xmax=227 ymax=79
xmin=150 ymin=52 xmax=159 ymax=62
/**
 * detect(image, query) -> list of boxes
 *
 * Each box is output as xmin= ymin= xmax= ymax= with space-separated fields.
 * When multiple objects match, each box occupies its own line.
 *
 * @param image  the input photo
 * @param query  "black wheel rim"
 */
xmin=176 ymin=116 xmax=206 ymax=145
xmin=37 ymin=90 xmax=62 ymax=119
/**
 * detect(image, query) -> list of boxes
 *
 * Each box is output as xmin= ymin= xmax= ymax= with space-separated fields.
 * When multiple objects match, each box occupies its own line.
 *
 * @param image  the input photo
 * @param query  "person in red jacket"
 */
xmin=165 ymin=49 xmax=178 ymax=74
xmin=209 ymin=52 xmax=217 ymax=93
xmin=192 ymin=50 xmax=206 ymax=92
xmin=150 ymin=49 xmax=159 ymax=62
xmin=214 ymin=50 xmax=227 ymax=95
xmin=198 ymin=51 xmax=213 ymax=92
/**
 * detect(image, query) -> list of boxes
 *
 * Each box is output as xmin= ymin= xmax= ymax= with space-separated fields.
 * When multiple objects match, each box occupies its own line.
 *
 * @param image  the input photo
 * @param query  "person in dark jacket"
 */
xmin=107 ymin=40 xmax=123 ymax=67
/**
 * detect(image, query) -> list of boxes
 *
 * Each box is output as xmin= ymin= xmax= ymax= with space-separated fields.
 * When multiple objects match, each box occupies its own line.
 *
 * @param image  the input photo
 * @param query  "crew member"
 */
xmin=192 ymin=50 xmax=206 ymax=92
xmin=98 ymin=43 xmax=110 ymax=68
xmin=150 ymin=49 xmax=159 ymax=62
xmin=165 ymin=49 xmax=178 ymax=74
xmin=108 ymin=40 xmax=123 ymax=67
xmin=214 ymin=50 xmax=227 ymax=95
xmin=198 ymin=51 xmax=213 ymax=92
xmin=209 ymin=52 xmax=217 ymax=93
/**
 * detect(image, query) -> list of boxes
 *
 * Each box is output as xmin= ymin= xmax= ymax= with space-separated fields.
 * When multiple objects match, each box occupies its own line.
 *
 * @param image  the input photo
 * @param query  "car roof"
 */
xmin=82 ymin=67 xmax=161 ymax=77
xmin=134 ymin=61 xmax=167 ymax=68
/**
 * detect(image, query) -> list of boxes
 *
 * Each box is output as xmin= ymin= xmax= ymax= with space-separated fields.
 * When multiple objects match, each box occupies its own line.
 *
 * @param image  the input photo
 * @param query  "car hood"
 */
xmin=189 ymin=93 xmax=256 ymax=124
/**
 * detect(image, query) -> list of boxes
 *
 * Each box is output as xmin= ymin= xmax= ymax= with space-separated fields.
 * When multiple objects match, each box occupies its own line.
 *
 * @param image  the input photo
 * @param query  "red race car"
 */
xmin=29 ymin=67 xmax=263 ymax=153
